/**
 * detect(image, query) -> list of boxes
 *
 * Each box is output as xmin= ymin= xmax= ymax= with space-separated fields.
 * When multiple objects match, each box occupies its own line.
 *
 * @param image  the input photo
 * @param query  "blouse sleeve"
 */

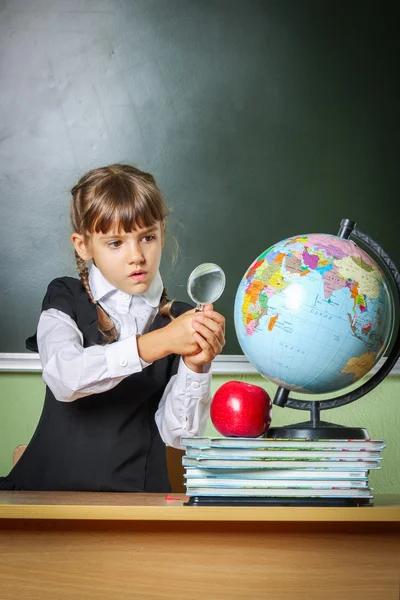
xmin=37 ymin=308 xmax=149 ymax=401
xmin=154 ymin=356 xmax=212 ymax=449
xmin=154 ymin=300 xmax=212 ymax=449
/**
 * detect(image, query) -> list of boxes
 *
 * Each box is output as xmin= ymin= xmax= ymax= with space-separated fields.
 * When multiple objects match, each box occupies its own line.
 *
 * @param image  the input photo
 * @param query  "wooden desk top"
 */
xmin=0 ymin=492 xmax=399 ymax=522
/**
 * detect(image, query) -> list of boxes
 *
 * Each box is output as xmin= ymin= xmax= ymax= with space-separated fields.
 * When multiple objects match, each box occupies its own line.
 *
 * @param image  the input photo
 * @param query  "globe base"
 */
xmin=266 ymin=421 xmax=369 ymax=440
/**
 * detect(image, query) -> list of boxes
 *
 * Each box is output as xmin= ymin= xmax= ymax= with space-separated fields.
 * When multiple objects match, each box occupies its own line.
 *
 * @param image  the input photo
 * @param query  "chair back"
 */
xmin=13 ymin=444 xmax=27 ymax=466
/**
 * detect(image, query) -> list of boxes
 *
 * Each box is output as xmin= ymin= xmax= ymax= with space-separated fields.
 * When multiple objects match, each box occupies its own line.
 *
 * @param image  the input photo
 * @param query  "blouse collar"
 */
xmin=88 ymin=264 xmax=164 ymax=308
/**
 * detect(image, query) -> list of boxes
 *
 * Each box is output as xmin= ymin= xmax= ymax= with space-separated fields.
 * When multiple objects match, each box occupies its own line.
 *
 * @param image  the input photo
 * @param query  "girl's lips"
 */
xmin=129 ymin=271 xmax=147 ymax=281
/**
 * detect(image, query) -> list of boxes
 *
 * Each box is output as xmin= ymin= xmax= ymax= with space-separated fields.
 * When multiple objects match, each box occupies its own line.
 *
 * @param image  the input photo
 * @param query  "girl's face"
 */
xmin=72 ymin=221 xmax=164 ymax=295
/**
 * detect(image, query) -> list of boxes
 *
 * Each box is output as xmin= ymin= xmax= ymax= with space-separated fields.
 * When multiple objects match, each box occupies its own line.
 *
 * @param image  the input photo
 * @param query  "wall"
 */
xmin=1 ymin=0 xmax=398 ymax=354
xmin=1 ymin=372 xmax=399 ymax=494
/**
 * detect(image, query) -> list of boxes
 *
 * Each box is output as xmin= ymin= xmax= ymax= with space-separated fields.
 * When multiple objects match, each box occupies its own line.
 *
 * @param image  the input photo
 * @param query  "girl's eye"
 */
xmin=141 ymin=235 xmax=156 ymax=243
xmin=108 ymin=240 xmax=122 ymax=249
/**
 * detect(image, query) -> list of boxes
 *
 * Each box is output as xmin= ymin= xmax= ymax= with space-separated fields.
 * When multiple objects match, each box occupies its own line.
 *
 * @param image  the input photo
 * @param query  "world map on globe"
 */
xmin=234 ymin=233 xmax=393 ymax=394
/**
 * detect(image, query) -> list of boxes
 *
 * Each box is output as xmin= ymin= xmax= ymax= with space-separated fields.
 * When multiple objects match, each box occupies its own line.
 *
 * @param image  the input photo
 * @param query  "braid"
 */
xmin=75 ymin=252 xmax=95 ymax=302
xmin=159 ymin=286 xmax=175 ymax=320
xmin=75 ymin=251 xmax=119 ymax=343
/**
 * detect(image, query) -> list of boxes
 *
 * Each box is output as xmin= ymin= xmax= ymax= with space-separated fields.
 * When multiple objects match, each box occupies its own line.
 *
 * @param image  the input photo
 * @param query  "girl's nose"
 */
xmin=129 ymin=243 xmax=144 ymax=264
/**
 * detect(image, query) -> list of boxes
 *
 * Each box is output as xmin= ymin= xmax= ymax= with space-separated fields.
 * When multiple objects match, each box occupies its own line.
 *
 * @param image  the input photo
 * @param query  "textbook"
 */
xmin=181 ymin=437 xmax=386 ymax=451
xmin=185 ymin=447 xmax=381 ymax=460
xmin=185 ymin=486 xmax=373 ymax=498
xmin=184 ymin=478 xmax=368 ymax=488
xmin=181 ymin=436 xmax=383 ymax=506
xmin=184 ymin=467 xmax=370 ymax=480
xmin=181 ymin=437 xmax=384 ymax=506
xmin=182 ymin=456 xmax=381 ymax=469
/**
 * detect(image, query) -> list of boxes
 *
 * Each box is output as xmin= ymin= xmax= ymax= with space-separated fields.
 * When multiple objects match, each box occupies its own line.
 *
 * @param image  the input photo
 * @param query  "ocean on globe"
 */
xmin=234 ymin=233 xmax=393 ymax=394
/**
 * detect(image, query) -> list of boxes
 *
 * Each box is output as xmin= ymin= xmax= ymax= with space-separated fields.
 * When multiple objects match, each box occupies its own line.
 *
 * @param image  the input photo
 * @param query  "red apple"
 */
xmin=210 ymin=381 xmax=272 ymax=437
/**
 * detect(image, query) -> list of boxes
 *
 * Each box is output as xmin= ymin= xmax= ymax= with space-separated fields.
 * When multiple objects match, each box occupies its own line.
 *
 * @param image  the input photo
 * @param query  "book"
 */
xmin=185 ymin=447 xmax=381 ymax=460
xmin=181 ymin=436 xmax=386 ymax=451
xmin=185 ymin=486 xmax=373 ymax=498
xmin=184 ymin=467 xmax=370 ymax=479
xmin=184 ymin=478 xmax=368 ymax=488
xmin=181 ymin=437 xmax=383 ymax=506
xmin=182 ymin=456 xmax=381 ymax=469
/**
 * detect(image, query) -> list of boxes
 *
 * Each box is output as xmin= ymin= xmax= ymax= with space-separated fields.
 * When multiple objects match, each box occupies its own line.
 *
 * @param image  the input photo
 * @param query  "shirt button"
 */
xmin=119 ymin=358 xmax=128 ymax=367
xmin=191 ymin=381 xmax=200 ymax=390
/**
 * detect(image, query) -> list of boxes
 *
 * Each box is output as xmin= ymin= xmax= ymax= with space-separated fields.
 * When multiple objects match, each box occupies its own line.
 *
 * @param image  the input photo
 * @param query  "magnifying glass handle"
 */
xmin=195 ymin=303 xmax=204 ymax=312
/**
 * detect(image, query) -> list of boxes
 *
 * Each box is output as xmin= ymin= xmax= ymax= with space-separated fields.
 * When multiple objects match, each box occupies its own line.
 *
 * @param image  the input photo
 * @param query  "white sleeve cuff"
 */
xmin=154 ymin=357 xmax=212 ymax=448
xmin=105 ymin=335 xmax=151 ymax=377
xmin=175 ymin=357 xmax=212 ymax=394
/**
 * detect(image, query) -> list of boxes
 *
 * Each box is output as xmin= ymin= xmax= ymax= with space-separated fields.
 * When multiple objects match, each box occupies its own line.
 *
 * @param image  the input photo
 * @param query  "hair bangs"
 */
xmin=84 ymin=177 xmax=166 ymax=235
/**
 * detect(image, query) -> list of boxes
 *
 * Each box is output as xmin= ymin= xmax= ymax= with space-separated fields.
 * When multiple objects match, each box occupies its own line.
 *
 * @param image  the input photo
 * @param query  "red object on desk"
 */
xmin=165 ymin=494 xmax=188 ymax=501
xmin=210 ymin=380 xmax=272 ymax=437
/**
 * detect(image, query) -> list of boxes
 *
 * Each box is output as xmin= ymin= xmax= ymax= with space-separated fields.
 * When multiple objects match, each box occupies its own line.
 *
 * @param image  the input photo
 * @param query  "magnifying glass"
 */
xmin=187 ymin=263 xmax=226 ymax=312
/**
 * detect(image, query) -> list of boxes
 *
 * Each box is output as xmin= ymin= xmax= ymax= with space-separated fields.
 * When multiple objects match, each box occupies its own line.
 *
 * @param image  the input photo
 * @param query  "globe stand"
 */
xmin=267 ymin=387 xmax=369 ymax=439
xmin=265 ymin=219 xmax=400 ymax=441
xmin=267 ymin=420 xmax=369 ymax=440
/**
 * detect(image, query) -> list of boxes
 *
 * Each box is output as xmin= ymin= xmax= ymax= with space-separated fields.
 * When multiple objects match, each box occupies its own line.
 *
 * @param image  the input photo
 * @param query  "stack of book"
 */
xmin=180 ymin=436 xmax=386 ymax=506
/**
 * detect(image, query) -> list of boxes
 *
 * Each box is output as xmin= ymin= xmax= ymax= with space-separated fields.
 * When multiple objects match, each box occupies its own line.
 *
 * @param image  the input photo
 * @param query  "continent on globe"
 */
xmin=322 ymin=265 xmax=348 ymax=298
xmin=342 ymin=352 xmax=377 ymax=382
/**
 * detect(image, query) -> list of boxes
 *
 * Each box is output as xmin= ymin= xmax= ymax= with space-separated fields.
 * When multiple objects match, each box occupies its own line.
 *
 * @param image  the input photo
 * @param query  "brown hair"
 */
xmin=71 ymin=164 xmax=174 ymax=342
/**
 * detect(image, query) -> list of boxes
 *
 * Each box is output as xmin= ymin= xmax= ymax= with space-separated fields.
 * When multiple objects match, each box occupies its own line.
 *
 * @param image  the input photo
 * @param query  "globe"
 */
xmin=234 ymin=233 xmax=394 ymax=395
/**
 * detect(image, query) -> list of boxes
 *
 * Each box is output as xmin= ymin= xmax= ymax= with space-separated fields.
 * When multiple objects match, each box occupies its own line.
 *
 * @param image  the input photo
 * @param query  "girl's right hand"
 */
xmin=137 ymin=309 xmax=200 ymax=364
xmin=162 ymin=309 xmax=200 ymax=356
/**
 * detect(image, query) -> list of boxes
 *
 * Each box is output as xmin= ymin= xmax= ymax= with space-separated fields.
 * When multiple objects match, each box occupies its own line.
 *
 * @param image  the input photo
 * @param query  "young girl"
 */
xmin=0 ymin=164 xmax=225 ymax=492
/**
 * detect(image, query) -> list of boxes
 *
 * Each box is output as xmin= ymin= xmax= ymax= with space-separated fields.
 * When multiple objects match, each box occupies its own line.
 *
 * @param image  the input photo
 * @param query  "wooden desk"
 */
xmin=0 ymin=493 xmax=399 ymax=600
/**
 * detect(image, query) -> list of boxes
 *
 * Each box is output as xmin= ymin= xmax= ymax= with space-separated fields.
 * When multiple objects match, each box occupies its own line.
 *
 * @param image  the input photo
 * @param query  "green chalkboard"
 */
xmin=0 ymin=0 xmax=398 ymax=353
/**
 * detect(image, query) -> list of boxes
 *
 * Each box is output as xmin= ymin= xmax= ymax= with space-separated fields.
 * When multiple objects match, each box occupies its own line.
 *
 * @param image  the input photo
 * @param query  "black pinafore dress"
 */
xmin=0 ymin=277 xmax=190 ymax=492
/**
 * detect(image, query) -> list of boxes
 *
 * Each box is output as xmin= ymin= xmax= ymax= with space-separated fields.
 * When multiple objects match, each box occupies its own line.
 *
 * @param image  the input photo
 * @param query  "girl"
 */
xmin=0 ymin=164 xmax=225 ymax=492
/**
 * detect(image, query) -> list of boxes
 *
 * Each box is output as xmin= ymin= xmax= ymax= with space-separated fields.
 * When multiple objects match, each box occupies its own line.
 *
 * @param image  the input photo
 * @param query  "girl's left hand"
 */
xmin=183 ymin=304 xmax=226 ymax=373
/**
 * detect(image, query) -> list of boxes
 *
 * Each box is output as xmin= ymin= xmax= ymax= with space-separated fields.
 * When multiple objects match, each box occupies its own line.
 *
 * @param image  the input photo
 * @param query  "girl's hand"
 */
xmin=183 ymin=304 xmax=226 ymax=373
xmin=162 ymin=309 xmax=201 ymax=357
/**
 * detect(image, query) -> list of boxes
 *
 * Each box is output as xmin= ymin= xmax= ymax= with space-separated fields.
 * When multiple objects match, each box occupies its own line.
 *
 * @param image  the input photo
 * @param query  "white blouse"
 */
xmin=36 ymin=265 xmax=212 ymax=448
